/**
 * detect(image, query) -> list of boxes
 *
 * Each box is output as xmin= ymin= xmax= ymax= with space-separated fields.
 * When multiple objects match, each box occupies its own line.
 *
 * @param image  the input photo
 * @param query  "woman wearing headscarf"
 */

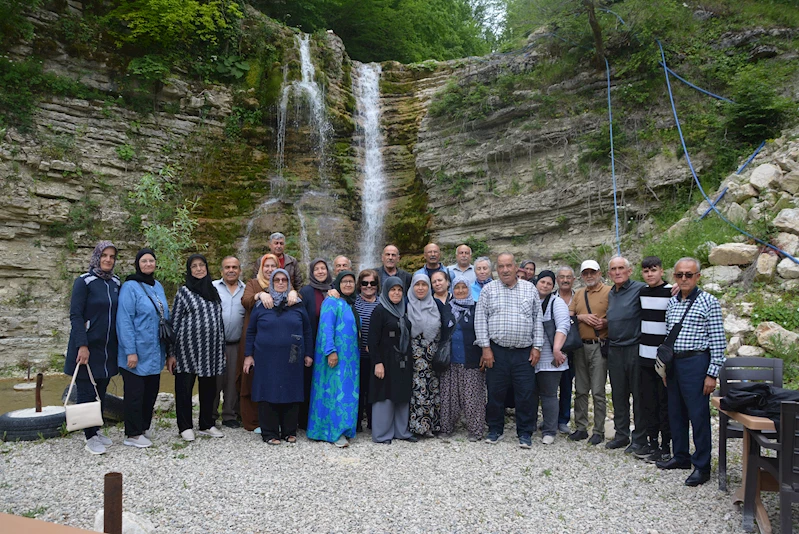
xmin=243 ymin=269 xmax=312 ymax=444
xmin=532 ymin=270 xmax=570 ymax=445
xmin=307 ymin=271 xmax=360 ymax=447
xmin=354 ymin=269 xmax=380 ymax=432
xmin=65 ymin=241 xmax=120 ymax=455
xmin=169 ymin=254 xmax=226 ymax=441
xmin=298 ymin=257 xmax=332 ymax=429
xmin=117 ymin=248 xmax=169 ymax=449
xmin=439 ymin=275 xmax=486 ymax=441
xmin=471 ymin=257 xmax=493 ymax=301
xmin=430 ymin=270 xmax=451 ymax=305
xmin=407 ymin=272 xmax=444 ymax=437
xmin=237 ymin=253 xmax=298 ymax=431
xmin=368 ymin=277 xmax=415 ymax=444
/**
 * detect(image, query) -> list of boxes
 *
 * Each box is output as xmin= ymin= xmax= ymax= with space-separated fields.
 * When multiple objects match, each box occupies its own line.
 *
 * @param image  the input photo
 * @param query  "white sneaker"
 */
xmin=89 ymin=433 xmax=113 ymax=447
xmin=181 ymin=429 xmax=196 ymax=442
xmin=334 ymin=436 xmax=349 ymax=448
xmin=542 ymin=435 xmax=555 ymax=445
xmin=85 ymin=436 xmax=107 ymax=455
xmin=123 ymin=435 xmax=152 ymax=448
xmin=198 ymin=427 xmax=224 ymax=438
xmin=143 ymin=429 xmax=154 ymax=440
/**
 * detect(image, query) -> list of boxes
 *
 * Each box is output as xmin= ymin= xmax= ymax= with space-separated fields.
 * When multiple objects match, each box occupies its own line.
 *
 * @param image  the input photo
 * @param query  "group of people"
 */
xmin=66 ymin=234 xmax=726 ymax=486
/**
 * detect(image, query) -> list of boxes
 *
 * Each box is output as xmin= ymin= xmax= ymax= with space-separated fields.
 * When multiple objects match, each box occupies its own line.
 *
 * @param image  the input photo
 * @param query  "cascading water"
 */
xmin=237 ymin=198 xmax=280 ymax=274
xmin=296 ymin=207 xmax=312 ymax=269
xmin=353 ymin=63 xmax=387 ymax=271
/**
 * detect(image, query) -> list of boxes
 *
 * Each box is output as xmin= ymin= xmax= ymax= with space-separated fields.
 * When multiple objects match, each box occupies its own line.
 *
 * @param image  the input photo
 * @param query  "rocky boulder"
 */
xmin=708 ymin=243 xmax=759 ymax=266
xmin=777 ymin=258 xmax=799 ymax=279
xmin=755 ymin=321 xmax=799 ymax=351
xmin=774 ymin=232 xmax=799 ymax=256
xmin=701 ymin=265 xmax=741 ymax=286
xmin=773 ymin=208 xmax=799 ymax=235
xmin=749 ymin=163 xmax=782 ymax=191
xmin=755 ymin=253 xmax=778 ymax=281
xmin=723 ymin=314 xmax=754 ymax=337
xmin=737 ymin=345 xmax=766 ymax=357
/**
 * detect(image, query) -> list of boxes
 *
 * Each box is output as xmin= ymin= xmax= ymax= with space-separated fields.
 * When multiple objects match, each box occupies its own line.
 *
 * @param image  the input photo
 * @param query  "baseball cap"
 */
xmin=580 ymin=260 xmax=601 ymax=273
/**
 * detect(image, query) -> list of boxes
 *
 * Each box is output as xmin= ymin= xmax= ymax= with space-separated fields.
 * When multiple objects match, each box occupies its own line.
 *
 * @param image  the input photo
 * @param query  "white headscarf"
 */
xmin=407 ymin=272 xmax=441 ymax=340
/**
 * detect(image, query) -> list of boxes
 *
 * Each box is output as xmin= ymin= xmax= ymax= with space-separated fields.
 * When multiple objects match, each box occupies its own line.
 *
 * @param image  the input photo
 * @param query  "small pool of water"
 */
xmin=0 ymin=370 xmax=195 ymax=413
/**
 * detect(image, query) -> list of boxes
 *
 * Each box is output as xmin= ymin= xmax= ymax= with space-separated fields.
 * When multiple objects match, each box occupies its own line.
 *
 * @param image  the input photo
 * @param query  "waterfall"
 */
xmin=237 ymin=198 xmax=280 ymax=274
xmin=354 ymin=63 xmax=387 ymax=271
xmin=296 ymin=207 xmax=311 ymax=269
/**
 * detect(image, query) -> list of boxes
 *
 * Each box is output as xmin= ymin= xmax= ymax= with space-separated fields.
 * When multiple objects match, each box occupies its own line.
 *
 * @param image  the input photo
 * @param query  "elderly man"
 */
xmin=656 ymin=257 xmax=725 ymax=487
xmin=375 ymin=245 xmax=412 ymax=291
xmin=556 ymin=266 xmax=576 ymax=434
xmin=333 ymin=255 xmax=352 ymax=277
xmin=447 ymin=244 xmax=476 ymax=286
xmin=213 ymin=256 xmax=246 ymax=428
xmin=415 ymin=243 xmax=447 ymax=280
xmin=605 ymin=256 xmax=648 ymax=453
xmin=268 ymin=232 xmax=303 ymax=289
xmin=475 ymin=252 xmax=544 ymax=449
xmin=568 ymin=260 xmax=610 ymax=445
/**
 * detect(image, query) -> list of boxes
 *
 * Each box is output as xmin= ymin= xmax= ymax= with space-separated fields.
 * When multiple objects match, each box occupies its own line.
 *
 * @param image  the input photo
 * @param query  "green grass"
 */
xmin=642 ymin=215 xmax=740 ymax=269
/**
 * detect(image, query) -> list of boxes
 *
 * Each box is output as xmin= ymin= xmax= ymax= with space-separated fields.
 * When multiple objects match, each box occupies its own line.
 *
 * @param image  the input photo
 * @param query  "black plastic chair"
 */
xmin=744 ymin=401 xmax=799 ymax=533
xmin=718 ymin=357 xmax=783 ymax=491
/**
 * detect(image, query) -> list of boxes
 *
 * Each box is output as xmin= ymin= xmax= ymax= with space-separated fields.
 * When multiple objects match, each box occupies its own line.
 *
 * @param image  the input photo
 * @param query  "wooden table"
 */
xmin=712 ymin=396 xmax=778 ymax=533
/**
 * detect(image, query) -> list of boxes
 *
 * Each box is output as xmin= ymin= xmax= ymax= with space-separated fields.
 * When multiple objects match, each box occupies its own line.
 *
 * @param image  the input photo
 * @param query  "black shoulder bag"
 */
xmin=584 ymin=289 xmax=608 ymax=357
xmin=654 ymin=292 xmax=698 ymax=378
xmin=138 ymin=282 xmax=176 ymax=348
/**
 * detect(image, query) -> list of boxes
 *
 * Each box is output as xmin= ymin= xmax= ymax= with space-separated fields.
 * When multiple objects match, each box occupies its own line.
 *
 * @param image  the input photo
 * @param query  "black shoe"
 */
xmin=633 ymin=444 xmax=656 ymax=459
xmin=605 ymin=436 xmax=629 ymax=449
xmin=624 ymin=443 xmax=642 ymax=454
xmin=588 ymin=433 xmax=603 ymax=445
xmin=656 ymin=457 xmax=692 ymax=470
xmin=646 ymin=449 xmax=671 ymax=464
xmin=568 ymin=430 xmax=589 ymax=441
xmin=402 ymin=436 xmax=419 ymax=443
xmin=685 ymin=469 xmax=710 ymax=486
xmin=222 ymin=420 xmax=241 ymax=429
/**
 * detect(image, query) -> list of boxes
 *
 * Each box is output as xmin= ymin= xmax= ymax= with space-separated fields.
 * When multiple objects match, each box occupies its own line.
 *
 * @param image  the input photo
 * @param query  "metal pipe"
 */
xmin=35 ymin=373 xmax=43 ymax=412
xmin=104 ymin=472 xmax=123 ymax=534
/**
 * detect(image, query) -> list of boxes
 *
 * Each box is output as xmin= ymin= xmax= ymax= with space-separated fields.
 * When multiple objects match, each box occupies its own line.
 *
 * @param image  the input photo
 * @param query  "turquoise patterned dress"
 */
xmin=307 ymin=298 xmax=360 ymax=442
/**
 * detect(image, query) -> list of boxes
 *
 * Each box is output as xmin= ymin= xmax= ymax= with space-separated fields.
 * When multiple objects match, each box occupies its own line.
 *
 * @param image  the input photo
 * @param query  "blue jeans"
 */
xmin=486 ymin=342 xmax=535 ymax=437
xmin=557 ymin=352 xmax=574 ymax=425
xmin=76 ymin=377 xmax=109 ymax=440
xmin=667 ymin=351 xmax=711 ymax=472
xmin=533 ymin=370 xmax=564 ymax=437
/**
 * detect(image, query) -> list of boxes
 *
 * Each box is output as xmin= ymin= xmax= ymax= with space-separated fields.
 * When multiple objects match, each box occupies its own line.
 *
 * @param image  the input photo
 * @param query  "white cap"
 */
xmin=580 ymin=260 xmax=601 ymax=273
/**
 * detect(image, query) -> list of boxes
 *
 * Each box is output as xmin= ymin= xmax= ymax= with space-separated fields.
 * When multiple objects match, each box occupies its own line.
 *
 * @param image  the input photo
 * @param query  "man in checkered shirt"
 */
xmin=656 ymin=257 xmax=726 ymax=487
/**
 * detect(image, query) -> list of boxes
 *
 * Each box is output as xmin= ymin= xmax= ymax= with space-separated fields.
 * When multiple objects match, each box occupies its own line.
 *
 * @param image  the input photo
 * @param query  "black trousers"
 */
xmin=639 ymin=362 xmax=671 ymax=449
xmin=358 ymin=357 xmax=372 ymax=430
xmin=298 ymin=365 xmax=313 ymax=430
xmin=76 ymin=377 xmax=109 ymax=440
xmin=175 ymin=372 xmax=217 ymax=432
xmin=258 ymin=402 xmax=299 ymax=441
xmin=121 ymin=369 xmax=160 ymax=438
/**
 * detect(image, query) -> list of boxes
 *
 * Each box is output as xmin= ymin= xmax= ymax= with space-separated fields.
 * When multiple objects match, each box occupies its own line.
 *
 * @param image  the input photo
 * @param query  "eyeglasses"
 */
xmin=273 ymin=277 xmax=288 ymax=284
xmin=674 ymin=272 xmax=697 ymax=279
xmin=360 ymin=280 xmax=378 ymax=287
xmin=340 ymin=279 xmax=355 ymax=285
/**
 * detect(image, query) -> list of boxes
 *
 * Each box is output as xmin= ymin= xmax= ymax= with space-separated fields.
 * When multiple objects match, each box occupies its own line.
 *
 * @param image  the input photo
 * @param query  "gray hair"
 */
xmin=456 ymin=244 xmax=472 ymax=254
xmin=334 ymin=255 xmax=352 ymax=268
xmin=674 ymin=257 xmax=701 ymax=272
xmin=269 ymin=232 xmax=285 ymax=241
xmin=557 ymin=266 xmax=574 ymax=276
xmin=474 ymin=256 xmax=492 ymax=269
xmin=608 ymin=255 xmax=632 ymax=270
xmin=496 ymin=252 xmax=515 ymax=264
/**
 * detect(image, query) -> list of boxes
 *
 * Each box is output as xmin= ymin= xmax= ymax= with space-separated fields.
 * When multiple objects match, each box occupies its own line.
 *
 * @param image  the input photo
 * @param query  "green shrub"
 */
xmin=642 ymin=215 xmax=740 ymax=269
xmin=752 ymin=294 xmax=799 ymax=332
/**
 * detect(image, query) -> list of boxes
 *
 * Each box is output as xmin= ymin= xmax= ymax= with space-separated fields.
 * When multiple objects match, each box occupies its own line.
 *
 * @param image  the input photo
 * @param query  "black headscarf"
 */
xmin=184 ymin=254 xmax=221 ymax=303
xmin=126 ymin=248 xmax=157 ymax=286
xmin=536 ymin=270 xmax=556 ymax=313
xmin=308 ymin=258 xmax=332 ymax=291
xmin=333 ymin=270 xmax=359 ymax=329
xmin=379 ymin=276 xmax=409 ymax=354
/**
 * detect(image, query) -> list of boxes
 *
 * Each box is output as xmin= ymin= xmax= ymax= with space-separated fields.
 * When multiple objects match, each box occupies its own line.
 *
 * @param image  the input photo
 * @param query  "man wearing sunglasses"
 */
xmin=655 ymin=257 xmax=726 ymax=487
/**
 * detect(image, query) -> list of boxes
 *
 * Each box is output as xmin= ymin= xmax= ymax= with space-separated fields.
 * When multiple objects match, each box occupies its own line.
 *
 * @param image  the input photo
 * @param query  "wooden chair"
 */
xmin=718 ymin=357 xmax=783 ymax=491
xmin=744 ymin=401 xmax=799 ymax=533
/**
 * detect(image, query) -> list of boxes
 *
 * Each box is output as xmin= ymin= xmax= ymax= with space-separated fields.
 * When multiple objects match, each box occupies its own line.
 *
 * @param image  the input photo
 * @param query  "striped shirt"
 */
xmin=475 ymin=279 xmax=544 ymax=350
xmin=639 ymin=283 xmax=672 ymax=363
xmin=666 ymin=288 xmax=726 ymax=377
xmin=355 ymin=295 xmax=379 ymax=357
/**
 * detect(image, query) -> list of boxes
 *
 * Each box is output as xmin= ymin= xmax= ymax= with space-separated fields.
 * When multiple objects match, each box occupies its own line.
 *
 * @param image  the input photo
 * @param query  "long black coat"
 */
xmin=367 ymin=304 xmax=413 ymax=404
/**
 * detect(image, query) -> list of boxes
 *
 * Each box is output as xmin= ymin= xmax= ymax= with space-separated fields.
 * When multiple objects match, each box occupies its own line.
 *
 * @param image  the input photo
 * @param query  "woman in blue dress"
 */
xmin=243 ymin=269 xmax=313 ymax=444
xmin=307 ymin=271 xmax=360 ymax=447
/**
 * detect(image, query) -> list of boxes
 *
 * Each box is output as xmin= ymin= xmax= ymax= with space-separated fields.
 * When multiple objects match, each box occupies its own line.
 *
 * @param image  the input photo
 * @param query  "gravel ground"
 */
xmin=0 ymin=412 xmax=794 ymax=533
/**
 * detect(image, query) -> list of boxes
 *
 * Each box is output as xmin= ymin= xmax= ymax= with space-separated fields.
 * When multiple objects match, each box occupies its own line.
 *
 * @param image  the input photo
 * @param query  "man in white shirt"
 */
xmin=213 ymin=256 xmax=245 ymax=428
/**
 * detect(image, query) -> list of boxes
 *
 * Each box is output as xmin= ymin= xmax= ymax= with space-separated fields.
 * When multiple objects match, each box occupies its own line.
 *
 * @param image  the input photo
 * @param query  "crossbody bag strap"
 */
xmin=64 ymin=363 xmax=100 ymax=408
xmin=137 ymin=282 xmax=164 ymax=319
xmin=663 ymin=291 xmax=699 ymax=349
xmin=583 ymin=289 xmax=602 ymax=340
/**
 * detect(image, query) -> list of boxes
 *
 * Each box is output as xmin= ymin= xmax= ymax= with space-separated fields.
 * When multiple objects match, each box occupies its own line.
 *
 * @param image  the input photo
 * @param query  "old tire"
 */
xmin=61 ymin=386 xmax=124 ymax=422
xmin=0 ymin=407 xmax=66 ymax=442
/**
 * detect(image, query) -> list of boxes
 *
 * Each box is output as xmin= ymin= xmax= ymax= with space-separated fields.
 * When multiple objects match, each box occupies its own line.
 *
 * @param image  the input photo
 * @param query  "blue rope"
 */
xmin=657 ymin=40 xmax=798 ymax=264
xmin=657 ymin=63 xmax=735 ymax=103
xmin=605 ymin=56 xmax=621 ymax=256
xmin=736 ymin=141 xmax=767 ymax=174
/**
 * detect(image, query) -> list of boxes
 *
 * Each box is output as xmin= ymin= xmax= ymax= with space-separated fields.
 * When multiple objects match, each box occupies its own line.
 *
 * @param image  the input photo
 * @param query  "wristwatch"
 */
xmin=533 ymin=346 xmax=542 ymax=351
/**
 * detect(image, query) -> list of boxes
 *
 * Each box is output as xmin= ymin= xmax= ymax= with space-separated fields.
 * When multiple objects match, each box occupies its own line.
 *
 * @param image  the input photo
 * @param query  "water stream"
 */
xmin=237 ymin=197 xmax=279 ymax=273
xmin=354 ymin=63 xmax=387 ymax=271
xmin=296 ymin=207 xmax=311 ymax=269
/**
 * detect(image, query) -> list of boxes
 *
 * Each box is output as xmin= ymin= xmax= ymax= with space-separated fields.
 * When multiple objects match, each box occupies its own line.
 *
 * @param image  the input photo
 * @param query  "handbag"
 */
xmin=540 ymin=294 xmax=558 ymax=348
xmin=433 ymin=341 xmax=451 ymax=373
xmin=583 ymin=290 xmax=609 ymax=357
xmin=63 ymin=363 xmax=104 ymax=432
xmin=655 ymin=292 xmax=698 ymax=378
xmin=138 ymin=282 xmax=175 ymax=347
xmin=562 ymin=316 xmax=584 ymax=352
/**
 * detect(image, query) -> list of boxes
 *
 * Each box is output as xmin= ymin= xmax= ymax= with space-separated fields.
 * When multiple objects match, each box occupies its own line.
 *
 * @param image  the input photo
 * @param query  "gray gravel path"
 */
xmin=0 ymin=414 xmax=793 ymax=533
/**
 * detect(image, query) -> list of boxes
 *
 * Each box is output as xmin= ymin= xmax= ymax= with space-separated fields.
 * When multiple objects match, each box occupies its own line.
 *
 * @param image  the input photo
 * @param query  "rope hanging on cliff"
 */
xmin=656 ymin=40 xmax=799 ymax=264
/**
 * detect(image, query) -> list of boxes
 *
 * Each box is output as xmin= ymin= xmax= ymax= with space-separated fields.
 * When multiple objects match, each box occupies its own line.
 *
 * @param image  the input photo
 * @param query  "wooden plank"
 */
xmin=711 ymin=396 xmax=776 ymax=431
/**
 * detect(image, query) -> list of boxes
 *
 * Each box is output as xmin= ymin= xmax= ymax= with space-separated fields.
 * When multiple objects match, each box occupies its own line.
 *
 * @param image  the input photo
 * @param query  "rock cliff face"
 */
xmin=0 ymin=4 xmax=796 ymax=366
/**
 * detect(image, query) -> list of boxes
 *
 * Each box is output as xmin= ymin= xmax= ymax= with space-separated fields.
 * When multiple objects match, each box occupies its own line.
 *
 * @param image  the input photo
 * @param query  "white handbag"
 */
xmin=64 ymin=363 xmax=104 ymax=432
